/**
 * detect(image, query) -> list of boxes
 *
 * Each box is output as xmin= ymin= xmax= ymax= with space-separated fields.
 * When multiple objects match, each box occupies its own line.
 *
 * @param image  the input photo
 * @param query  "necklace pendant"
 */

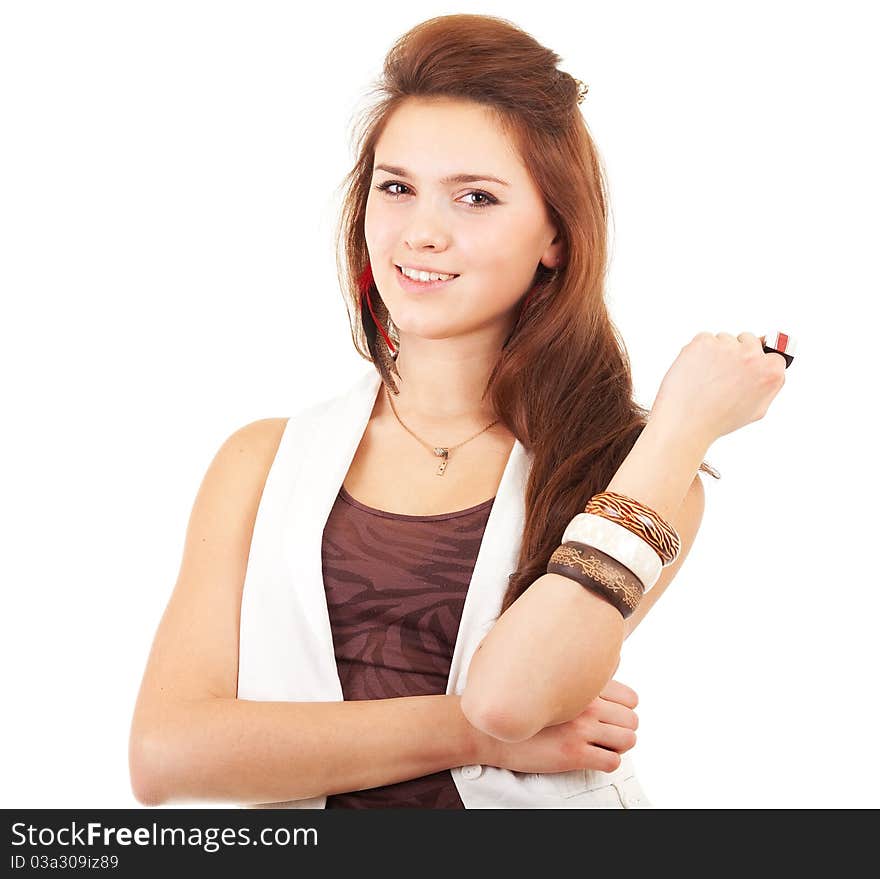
xmin=433 ymin=447 xmax=449 ymax=476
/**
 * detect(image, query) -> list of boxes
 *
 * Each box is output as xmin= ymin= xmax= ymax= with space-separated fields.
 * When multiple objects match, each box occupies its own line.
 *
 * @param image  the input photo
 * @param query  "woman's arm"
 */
xmin=129 ymin=417 xmax=495 ymax=807
xmin=461 ymin=415 xmax=709 ymax=743
xmin=131 ymin=693 xmax=487 ymax=806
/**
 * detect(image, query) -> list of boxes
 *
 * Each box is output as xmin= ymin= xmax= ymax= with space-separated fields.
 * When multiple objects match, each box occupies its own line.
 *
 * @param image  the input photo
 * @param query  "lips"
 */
xmin=395 ymin=263 xmax=460 ymax=292
xmin=395 ymin=264 xmax=460 ymax=279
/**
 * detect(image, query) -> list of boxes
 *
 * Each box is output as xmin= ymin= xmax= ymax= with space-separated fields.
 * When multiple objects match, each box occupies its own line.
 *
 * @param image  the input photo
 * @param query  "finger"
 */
xmin=589 ymin=722 xmax=638 ymax=754
xmin=593 ymin=698 xmax=639 ymax=730
xmin=737 ymin=331 xmax=762 ymax=351
xmin=715 ymin=332 xmax=737 ymax=343
xmin=741 ymin=331 xmax=787 ymax=370
xmin=764 ymin=348 xmax=790 ymax=371
xmin=582 ymin=744 xmax=624 ymax=773
xmin=599 ymin=679 xmax=638 ymax=708
xmin=760 ymin=331 xmax=796 ymax=369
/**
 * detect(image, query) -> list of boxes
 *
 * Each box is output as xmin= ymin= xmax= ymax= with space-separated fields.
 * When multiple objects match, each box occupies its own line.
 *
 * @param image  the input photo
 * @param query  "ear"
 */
xmin=540 ymin=231 xmax=566 ymax=271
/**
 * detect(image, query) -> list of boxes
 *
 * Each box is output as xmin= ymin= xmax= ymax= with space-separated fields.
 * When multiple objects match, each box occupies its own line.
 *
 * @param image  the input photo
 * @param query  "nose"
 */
xmin=403 ymin=198 xmax=453 ymax=252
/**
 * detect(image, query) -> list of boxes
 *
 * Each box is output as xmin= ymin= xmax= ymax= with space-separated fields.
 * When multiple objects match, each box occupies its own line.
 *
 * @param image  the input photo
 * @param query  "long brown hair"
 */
xmin=334 ymin=13 xmax=717 ymax=615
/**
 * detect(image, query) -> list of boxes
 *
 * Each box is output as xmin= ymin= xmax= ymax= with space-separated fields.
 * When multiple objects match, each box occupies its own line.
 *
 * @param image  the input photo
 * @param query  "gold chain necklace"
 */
xmin=384 ymin=386 xmax=500 ymax=476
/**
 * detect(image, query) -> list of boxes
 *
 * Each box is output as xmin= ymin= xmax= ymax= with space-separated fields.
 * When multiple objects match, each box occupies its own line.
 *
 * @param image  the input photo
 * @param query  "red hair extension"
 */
xmin=357 ymin=263 xmax=397 ymax=355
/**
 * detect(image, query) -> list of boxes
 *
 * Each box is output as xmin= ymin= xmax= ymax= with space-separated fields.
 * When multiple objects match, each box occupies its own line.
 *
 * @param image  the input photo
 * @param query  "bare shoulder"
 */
xmin=190 ymin=418 xmax=288 ymax=517
xmin=192 ymin=416 xmax=290 ymax=518
xmin=188 ymin=417 xmax=291 ymax=542
xmin=221 ymin=417 xmax=289 ymax=465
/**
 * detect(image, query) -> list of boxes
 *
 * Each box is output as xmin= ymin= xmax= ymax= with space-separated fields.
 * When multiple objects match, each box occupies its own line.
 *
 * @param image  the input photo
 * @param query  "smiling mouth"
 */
xmin=395 ymin=264 xmax=460 ymax=280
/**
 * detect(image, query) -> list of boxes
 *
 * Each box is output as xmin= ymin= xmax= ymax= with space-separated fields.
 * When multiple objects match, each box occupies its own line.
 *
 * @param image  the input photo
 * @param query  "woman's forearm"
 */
xmin=462 ymin=415 xmax=711 ymax=742
xmin=130 ymin=693 xmax=497 ymax=807
xmin=603 ymin=414 xmax=711 ymax=521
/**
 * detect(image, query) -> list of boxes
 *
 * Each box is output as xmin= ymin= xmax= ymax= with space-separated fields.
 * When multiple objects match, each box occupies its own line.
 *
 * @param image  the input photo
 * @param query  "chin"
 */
xmin=394 ymin=324 xmax=464 ymax=342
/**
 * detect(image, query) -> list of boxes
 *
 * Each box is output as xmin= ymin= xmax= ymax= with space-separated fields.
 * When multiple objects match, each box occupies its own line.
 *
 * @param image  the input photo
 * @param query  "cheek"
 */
xmin=458 ymin=271 xmax=529 ymax=319
xmin=464 ymin=219 xmax=530 ymax=273
xmin=365 ymin=198 xmax=399 ymax=234
xmin=465 ymin=244 xmax=533 ymax=298
xmin=364 ymin=200 xmax=389 ymax=251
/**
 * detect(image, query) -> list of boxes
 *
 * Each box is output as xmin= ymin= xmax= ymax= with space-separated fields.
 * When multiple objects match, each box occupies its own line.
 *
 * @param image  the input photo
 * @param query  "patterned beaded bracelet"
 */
xmin=585 ymin=491 xmax=681 ymax=566
xmin=546 ymin=490 xmax=682 ymax=616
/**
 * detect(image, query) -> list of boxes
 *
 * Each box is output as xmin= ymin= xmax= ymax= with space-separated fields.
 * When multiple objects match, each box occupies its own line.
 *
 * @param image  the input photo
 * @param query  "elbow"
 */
xmin=461 ymin=643 xmax=625 ymax=743
xmin=129 ymin=733 xmax=168 ymax=807
xmin=460 ymin=689 xmax=540 ymax=744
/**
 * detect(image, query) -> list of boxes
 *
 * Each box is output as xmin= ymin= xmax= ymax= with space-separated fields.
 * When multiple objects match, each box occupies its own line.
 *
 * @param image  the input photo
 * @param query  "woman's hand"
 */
xmin=481 ymin=679 xmax=639 ymax=775
xmin=650 ymin=331 xmax=788 ymax=445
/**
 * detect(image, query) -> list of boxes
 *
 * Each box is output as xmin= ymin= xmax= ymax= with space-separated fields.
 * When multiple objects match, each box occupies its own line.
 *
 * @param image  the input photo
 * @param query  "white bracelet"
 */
xmin=561 ymin=512 xmax=663 ymax=594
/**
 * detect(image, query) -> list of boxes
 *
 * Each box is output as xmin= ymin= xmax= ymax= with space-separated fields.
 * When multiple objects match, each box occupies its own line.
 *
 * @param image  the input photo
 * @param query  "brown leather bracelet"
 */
xmin=547 ymin=540 xmax=645 ymax=619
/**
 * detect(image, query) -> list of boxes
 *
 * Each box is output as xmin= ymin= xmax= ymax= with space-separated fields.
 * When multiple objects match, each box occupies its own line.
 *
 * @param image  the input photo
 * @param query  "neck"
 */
xmin=384 ymin=335 xmax=504 ymax=432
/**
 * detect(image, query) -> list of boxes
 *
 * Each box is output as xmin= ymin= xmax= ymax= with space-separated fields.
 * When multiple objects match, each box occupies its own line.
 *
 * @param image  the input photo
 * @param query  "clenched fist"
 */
xmin=651 ymin=332 xmax=789 ymax=444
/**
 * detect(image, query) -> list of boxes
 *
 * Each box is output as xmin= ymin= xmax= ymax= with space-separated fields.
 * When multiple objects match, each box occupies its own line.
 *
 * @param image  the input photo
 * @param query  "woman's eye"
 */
xmin=373 ymin=181 xmax=497 ymax=210
xmin=463 ymin=191 xmax=493 ymax=208
xmin=376 ymin=181 xmax=409 ymax=197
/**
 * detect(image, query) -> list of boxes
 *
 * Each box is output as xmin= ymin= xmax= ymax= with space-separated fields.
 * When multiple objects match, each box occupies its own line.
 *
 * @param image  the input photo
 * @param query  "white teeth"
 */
xmin=399 ymin=265 xmax=456 ymax=282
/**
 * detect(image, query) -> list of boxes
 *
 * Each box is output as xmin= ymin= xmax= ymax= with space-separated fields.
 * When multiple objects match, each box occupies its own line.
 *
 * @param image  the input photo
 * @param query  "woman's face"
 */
xmin=365 ymin=97 xmax=561 ymax=345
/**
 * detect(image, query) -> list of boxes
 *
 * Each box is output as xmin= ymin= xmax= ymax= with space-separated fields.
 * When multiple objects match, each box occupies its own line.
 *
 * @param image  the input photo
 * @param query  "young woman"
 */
xmin=129 ymin=14 xmax=789 ymax=809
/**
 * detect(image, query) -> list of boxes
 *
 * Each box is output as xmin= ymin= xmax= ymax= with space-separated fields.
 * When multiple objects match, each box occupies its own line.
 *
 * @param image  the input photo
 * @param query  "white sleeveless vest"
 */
xmin=237 ymin=366 xmax=651 ymax=808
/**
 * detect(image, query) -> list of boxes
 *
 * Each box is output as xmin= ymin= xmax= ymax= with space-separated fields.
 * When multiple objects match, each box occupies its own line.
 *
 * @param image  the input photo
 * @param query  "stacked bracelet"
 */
xmin=546 ymin=489 xmax=683 ymax=619
xmin=547 ymin=541 xmax=644 ymax=618
xmin=586 ymin=491 xmax=681 ymax=566
xmin=562 ymin=512 xmax=663 ymax=592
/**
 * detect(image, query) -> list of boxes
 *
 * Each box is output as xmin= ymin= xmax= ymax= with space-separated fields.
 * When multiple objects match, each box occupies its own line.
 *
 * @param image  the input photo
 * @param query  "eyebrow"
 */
xmin=373 ymin=163 xmax=511 ymax=187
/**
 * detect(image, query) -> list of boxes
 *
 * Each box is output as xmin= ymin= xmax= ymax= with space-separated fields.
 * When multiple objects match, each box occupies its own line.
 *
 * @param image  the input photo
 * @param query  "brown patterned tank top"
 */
xmin=321 ymin=483 xmax=496 ymax=809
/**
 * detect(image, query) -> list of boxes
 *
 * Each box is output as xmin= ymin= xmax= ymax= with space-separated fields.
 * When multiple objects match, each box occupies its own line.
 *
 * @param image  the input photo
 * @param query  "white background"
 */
xmin=2 ymin=0 xmax=877 ymax=809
